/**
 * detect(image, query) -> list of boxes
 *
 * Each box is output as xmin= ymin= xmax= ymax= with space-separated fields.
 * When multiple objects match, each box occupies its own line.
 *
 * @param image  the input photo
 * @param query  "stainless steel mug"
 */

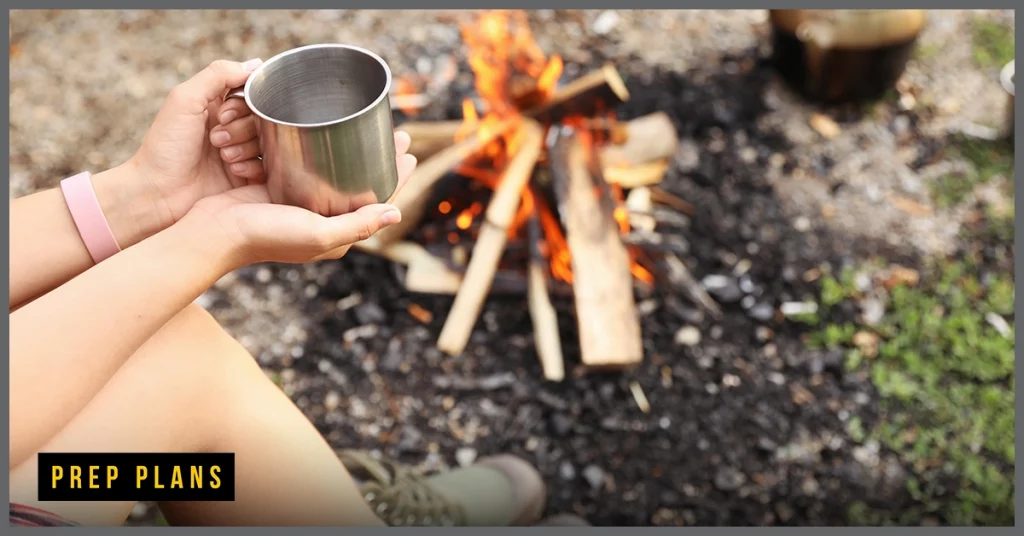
xmin=228 ymin=43 xmax=399 ymax=216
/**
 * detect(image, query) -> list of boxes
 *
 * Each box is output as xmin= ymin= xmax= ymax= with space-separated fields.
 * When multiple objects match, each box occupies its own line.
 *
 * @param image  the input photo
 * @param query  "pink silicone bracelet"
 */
xmin=60 ymin=172 xmax=122 ymax=264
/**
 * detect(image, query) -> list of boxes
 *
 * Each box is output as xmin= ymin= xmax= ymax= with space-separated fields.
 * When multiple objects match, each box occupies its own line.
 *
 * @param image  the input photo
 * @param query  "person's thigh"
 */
xmin=8 ymin=304 xmax=266 ymax=525
xmin=9 ymin=303 xmax=381 ymax=527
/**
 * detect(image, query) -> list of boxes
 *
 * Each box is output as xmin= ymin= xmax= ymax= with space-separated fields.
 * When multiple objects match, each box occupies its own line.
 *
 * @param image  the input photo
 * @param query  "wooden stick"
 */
xmin=352 ymin=237 xmax=437 ymax=265
xmin=664 ymin=252 xmax=722 ymax=319
xmin=599 ymin=111 xmax=678 ymax=169
xmin=375 ymin=119 xmax=517 ymax=246
xmin=650 ymin=186 xmax=696 ymax=216
xmin=397 ymin=120 xmax=464 ymax=161
xmin=602 ymin=159 xmax=670 ymax=188
xmin=437 ymin=119 xmax=545 ymax=356
xmin=553 ymin=130 xmax=643 ymax=369
xmin=405 ymin=264 xmax=535 ymax=296
xmin=391 ymin=93 xmax=432 ymax=113
xmin=404 ymin=253 xmax=466 ymax=294
xmin=523 ymin=63 xmax=630 ymax=123
xmin=350 ymin=236 xmax=465 ymax=293
xmin=354 ymin=238 xmax=533 ymax=296
xmin=526 ymin=214 xmax=565 ymax=381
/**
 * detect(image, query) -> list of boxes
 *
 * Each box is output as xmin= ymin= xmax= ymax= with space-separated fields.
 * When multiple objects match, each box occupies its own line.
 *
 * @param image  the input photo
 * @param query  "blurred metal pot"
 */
xmin=768 ymin=10 xmax=927 ymax=104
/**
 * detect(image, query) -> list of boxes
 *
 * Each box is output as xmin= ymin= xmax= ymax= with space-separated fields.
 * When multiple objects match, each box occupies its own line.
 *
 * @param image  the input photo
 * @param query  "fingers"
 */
xmin=312 ymin=244 xmax=354 ymax=262
xmin=216 ymin=96 xmax=254 ymax=126
xmin=211 ymin=112 xmax=260 ymax=174
xmin=394 ymin=130 xmax=411 ymax=156
xmin=220 ymin=139 xmax=261 ymax=164
xmin=384 ymin=153 xmax=418 ymax=204
xmin=210 ymin=115 xmax=258 ymax=148
xmin=397 ymin=153 xmax=417 ymax=181
xmin=314 ymin=203 xmax=402 ymax=250
xmin=168 ymin=59 xmax=263 ymax=115
xmin=226 ymin=159 xmax=266 ymax=183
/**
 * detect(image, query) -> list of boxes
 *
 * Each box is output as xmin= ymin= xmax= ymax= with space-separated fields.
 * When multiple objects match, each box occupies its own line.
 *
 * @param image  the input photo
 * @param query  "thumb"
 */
xmin=315 ymin=204 xmax=402 ymax=250
xmin=167 ymin=58 xmax=263 ymax=116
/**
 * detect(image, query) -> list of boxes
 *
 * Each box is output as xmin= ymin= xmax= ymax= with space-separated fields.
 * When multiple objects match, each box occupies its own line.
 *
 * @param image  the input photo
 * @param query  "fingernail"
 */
xmin=223 ymin=145 xmax=242 ymax=160
xmin=230 ymin=162 xmax=248 ymax=174
xmin=220 ymin=110 xmax=238 ymax=125
xmin=379 ymin=209 xmax=402 ymax=227
xmin=210 ymin=130 xmax=231 ymax=146
xmin=241 ymin=58 xmax=262 ymax=72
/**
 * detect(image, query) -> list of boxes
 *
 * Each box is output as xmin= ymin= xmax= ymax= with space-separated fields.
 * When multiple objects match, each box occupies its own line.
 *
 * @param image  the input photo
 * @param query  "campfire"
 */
xmin=356 ymin=11 xmax=697 ymax=381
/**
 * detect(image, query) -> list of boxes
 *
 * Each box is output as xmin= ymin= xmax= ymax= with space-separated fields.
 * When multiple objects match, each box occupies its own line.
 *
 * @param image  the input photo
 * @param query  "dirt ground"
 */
xmin=9 ymin=9 xmax=1016 ymax=526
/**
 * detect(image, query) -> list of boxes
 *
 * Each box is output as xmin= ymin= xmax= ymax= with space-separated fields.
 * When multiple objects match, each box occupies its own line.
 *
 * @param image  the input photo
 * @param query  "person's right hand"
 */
xmin=179 ymin=148 xmax=417 ymax=267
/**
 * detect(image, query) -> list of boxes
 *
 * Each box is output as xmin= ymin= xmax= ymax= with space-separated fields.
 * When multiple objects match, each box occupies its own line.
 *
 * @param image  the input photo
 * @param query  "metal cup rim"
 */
xmin=242 ymin=43 xmax=393 ymax=129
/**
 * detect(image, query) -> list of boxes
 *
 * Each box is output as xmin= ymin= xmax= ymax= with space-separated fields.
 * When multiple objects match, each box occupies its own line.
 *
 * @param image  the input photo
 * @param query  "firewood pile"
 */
xmin=357 ymin=11 xmax=717 ymax=380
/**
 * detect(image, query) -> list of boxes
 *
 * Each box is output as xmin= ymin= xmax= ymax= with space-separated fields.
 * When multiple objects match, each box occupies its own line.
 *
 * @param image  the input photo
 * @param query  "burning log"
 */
xmin=398 ymin=120 xmax=464 ymax=161
xmin=523 ymin=63 xmax=630 ymax=123
xmin=437 ymin=119 xmax=545 ymax=356
xmin=526 ymin=213 xmax=565 ymax=381
xmin=375 ymin=119 xmax=518 ymax=246
xmin=551 ymin=128 xmax=644 ymax=369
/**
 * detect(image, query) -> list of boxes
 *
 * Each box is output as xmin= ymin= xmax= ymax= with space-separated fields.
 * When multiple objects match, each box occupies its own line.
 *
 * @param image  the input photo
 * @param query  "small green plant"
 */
xmin=812 ymin=260 xmax=1015 ymax=526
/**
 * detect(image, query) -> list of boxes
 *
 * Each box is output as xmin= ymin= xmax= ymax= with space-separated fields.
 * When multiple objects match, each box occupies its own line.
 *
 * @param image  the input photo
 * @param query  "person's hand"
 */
xmin=180 ymin=147 xmax=417 ymax=267
xmin=128 ymin=59 xmax=267 ymax=226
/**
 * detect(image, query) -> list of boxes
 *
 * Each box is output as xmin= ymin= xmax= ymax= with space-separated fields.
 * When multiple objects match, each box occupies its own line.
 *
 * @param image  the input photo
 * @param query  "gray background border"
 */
xmin=4 ymin=1 xmax=1020 ymax=531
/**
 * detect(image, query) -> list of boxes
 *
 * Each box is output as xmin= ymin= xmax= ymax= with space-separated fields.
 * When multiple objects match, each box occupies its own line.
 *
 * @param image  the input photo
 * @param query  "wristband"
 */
xmin=60 ymin=171 xmax=122 ymax=264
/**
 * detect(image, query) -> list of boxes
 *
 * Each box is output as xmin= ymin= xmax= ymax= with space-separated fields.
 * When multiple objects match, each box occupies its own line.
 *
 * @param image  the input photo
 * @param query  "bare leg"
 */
xmin=9 ymin=304 xmax=384 ymax=527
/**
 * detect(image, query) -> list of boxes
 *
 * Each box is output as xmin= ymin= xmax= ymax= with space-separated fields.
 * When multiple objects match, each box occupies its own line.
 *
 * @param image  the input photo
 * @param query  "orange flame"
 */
xmin=441 ymin=10 xmax=651 ymax=287
xmin=394 ymin=76 xmax=424 ymax=116
xmin=536 ymin=195 xmax=573 ymax=284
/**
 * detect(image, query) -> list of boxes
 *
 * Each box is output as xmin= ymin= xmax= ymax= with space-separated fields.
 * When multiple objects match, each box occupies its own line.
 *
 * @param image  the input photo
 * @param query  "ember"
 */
xmin=358 ymin=10 xmax=685 ymax=379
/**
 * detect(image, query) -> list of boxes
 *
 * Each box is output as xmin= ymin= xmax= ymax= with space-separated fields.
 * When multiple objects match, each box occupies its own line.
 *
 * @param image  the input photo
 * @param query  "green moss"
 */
xmin=931 ymin=135 xmax=1014 ymax=209
xmin=971 ymin=17 xmax=1015 ymax=69
xmin=812 ymin=260 xmax=1015 ymax=525
xmin=807 ymin=322 xmax=856 ymax=350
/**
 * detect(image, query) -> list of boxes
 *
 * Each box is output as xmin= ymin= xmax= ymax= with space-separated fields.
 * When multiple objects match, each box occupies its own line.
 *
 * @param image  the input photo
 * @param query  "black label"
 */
xmin=38 ymin=453 xmax=235 ymax=502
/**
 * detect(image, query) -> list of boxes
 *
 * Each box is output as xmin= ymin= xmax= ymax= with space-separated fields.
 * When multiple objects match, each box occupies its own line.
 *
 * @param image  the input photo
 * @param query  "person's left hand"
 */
xmin=128 ymin=58 xmax=269 ymax=227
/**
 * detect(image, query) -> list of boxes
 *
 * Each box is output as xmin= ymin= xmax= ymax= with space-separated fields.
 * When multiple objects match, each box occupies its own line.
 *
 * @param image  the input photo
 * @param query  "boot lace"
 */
xmin=339 ymin=450 xmax=466 ymax=527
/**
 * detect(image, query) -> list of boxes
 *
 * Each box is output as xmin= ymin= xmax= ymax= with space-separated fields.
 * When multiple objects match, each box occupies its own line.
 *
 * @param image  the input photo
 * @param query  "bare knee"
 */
xmin=142 ymin=304 xmax=264 ymax=379
xmin=119 ymin=304 xmax=271 ymax=421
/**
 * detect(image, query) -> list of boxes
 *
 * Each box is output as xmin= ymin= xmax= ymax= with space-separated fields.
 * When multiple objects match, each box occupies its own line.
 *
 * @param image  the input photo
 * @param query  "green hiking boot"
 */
xmin=339 ymin=450 xmax=547 ymax=527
